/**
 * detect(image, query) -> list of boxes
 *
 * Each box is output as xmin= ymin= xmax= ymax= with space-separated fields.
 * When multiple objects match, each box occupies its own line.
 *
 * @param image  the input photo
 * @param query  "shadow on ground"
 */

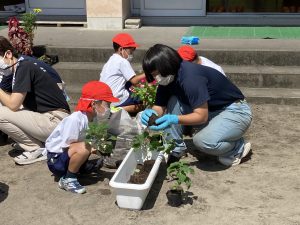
xmin=142 ymin=162 xmax=167 ymax=210
xmin=0 ymin=182 xmax=9 ymax=203
xmin=8 ymin=149 xmax=23 ymax=158
xmin=187 ymin=139 xmax=254 ymax=171
xmin=49 ymin=158 xmax=115 ymax=186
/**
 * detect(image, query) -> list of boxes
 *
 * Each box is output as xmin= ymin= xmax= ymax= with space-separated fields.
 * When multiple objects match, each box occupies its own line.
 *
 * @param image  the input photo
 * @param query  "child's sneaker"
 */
xmin=58 ymin=177 xmax=86 ymax=194
xmin=218 ymin=142 xmax=251 ymax=166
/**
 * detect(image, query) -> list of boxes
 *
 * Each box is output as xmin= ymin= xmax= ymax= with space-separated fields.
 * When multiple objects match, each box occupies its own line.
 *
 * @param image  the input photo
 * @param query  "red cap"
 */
xmin=75 ymin=81 xmax=119 ymax=112
xmin=177 ymin=45 xmax=197 ymax=61
xmin=112 ymin=33 xmax=139 ymax=48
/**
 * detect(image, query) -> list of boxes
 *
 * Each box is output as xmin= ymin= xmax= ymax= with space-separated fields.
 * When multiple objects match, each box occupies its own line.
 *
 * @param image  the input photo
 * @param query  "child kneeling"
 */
xmin=45 ymin=81 xmax=119 ymax=194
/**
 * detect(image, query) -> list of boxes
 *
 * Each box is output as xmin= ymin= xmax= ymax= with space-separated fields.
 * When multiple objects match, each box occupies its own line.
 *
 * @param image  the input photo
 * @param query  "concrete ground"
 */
xmin=0 ymin=103 xmax=300 ymax=225
xmin=1 ymin=26 xmax=300 ymax=50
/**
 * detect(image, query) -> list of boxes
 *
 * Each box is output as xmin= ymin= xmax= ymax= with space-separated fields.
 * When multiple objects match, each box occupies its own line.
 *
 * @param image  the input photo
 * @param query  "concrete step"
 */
xmin=53 ymin=62 xmax=101 ymax=84
xmin=53 ymin=62 xmax=143 ymax=84
xmin=65 ymin=85 xmax=300 ymax=107
xmin=240 ymin=87 xmax=300 ymax=105
xmin=46 ymin=47 xmax=300 ymax=66
xmin=223 ymin=65 xmax=300 ymax=88
xmin=54 ymin=62 xmax=300 ymax=89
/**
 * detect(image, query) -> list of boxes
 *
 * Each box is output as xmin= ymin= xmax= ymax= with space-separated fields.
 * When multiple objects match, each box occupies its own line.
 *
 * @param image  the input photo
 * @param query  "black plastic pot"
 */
xmin=166 ymin=189 xmax=183 ymax=207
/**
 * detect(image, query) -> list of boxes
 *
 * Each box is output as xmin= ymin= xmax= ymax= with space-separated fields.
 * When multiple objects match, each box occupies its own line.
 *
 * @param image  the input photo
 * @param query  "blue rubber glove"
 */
xmin=149 ymin=114 xmax=178 ymax=131
xmin=141 ymin=109 xmax=158 ymax=126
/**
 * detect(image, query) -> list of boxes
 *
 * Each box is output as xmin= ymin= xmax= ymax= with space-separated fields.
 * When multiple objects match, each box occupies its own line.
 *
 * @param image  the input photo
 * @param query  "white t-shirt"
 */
xmin=45 ymin=111 xmax=89 ymax=153
xmin=200 ymin=56 xmax=226 ymax=76
xmin=100 ymin=54 xmax=135 ymax=105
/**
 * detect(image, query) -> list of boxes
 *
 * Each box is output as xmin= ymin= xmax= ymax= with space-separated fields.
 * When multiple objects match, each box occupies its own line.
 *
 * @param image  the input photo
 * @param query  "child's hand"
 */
xmin=91 ymin=147 xmax=97 ymax=154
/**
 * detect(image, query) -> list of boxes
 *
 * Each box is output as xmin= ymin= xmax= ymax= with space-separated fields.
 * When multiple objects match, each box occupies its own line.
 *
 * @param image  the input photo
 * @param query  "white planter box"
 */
xmin=109 ymin=148 xmax=164 ymax=210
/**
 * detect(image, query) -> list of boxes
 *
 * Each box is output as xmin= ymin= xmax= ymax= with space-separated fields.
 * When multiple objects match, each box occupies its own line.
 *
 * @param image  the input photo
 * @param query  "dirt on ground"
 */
xmin=0 ymin=104 xmax=299 ymax=225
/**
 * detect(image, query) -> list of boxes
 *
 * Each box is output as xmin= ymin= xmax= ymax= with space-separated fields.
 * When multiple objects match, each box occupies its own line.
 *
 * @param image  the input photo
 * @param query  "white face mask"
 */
xmin=122 ymin=49 xmax=133 ymax=62
xmin=155 ymin=74 xmax=175 ymax=86
xmin=127 ymin=54 xmax=133 ymax=62
xmin=94 ymin=105 xmax=111 ymax=123
xmin=0 ymin=57 xmax=9 ymax=70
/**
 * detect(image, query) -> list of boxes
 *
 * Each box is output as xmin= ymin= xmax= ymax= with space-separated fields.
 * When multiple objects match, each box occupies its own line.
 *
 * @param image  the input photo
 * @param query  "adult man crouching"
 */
xmin=0 ymin=36 xmax=70 ymax=165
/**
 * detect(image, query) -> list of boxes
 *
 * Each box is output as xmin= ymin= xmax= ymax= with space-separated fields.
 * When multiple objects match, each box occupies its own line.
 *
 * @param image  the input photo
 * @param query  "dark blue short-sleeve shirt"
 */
xmin=155 ymin=61 xmax=244 ymax=111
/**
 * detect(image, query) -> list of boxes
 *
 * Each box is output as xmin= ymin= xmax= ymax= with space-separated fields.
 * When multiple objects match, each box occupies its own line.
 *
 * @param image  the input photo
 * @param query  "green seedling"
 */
xmin=167 ymin=161 xmax=195 ymax=191
xmin=85 ymin=122 xmax=117 ymax=155
xmin=131 ymin=130 xmax=175 ymax=155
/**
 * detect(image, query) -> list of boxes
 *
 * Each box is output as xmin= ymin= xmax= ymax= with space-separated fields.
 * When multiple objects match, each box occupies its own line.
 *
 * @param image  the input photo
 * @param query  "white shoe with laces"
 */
xmin=14 ymin=148 xmax=47 ymax=165
xmin=218 ymin=142 xmax=251 ymax=166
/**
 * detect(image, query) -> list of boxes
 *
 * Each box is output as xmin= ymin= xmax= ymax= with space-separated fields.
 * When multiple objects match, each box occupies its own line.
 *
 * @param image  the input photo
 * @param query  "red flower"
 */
xmin=8 ymin=16 xmax=32 ymax=55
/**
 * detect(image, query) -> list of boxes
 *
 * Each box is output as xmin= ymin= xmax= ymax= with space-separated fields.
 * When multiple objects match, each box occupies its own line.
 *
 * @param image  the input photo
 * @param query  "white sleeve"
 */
xmin=61 ymin=117 xmax=84 ymax=148
xmin=120 ymin=60 xmax=136 ymax=81
xmin=46 ymin=113 xmax=88 ymax=153
xmin=218 ymin=66 xmax=226 ymax=76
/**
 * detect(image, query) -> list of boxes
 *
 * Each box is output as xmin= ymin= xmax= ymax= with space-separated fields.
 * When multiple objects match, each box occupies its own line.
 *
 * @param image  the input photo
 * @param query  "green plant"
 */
xmin=8 ymin=8 xmax=42 ymax=55
xmin=167 ymin=161 xmax=194 ymax=191
xmin=131 ymin=130 xmax=175 ymax=155
xmin=130 ymin=79 xmax=158 ymax=108
xmin=21 ymin=8 xmax=42 ymax=42
xmin=85 ymin=122 xmax=117 ymax=155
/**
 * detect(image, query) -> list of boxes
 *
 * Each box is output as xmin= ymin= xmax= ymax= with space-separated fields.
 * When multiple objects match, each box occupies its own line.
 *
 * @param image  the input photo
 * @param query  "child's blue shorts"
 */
xmin=117 ymin=94 xmax=141 ymax=107
xmin=47 ymin=150 xmax=70 ymax=178
xmin=116 ymin=81 xmax=142 ymax=107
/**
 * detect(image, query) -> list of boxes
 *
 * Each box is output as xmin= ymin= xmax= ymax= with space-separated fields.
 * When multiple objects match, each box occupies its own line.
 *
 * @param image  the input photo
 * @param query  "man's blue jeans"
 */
xmin=165 ymin=96 xmax=252 ymax=157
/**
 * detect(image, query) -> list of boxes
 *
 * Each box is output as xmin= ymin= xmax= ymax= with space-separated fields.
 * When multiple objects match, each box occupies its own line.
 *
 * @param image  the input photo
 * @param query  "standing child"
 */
xmin=100 ymin=33 xmax=145 ymax=114
xmin=45 ymin=81 xmax=119 ymax=194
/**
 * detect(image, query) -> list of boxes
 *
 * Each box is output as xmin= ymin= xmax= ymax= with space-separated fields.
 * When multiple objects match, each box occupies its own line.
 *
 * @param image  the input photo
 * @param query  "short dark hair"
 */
xmin=0 ymin=36 xmax=17 ymax=57
xmin=142 ymin=44 xmax=182 ymax=82
xmin=113 ymin=42 xmax=121 ymax=51
xmin=113 ymin=42 xmax=136 ymax=52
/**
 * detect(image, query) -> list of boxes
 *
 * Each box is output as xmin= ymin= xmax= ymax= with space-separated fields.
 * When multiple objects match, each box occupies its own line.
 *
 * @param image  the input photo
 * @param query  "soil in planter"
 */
xmin=128 ymin=160 xmax=155 ymax=184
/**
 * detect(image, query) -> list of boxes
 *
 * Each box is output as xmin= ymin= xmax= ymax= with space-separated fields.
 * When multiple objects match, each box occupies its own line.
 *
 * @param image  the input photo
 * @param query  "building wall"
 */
xmin=87 ymin=0 xmax=130 ymax=29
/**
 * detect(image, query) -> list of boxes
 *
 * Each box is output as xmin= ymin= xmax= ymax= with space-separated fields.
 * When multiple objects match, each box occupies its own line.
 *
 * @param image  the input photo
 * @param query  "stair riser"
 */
xmin=55 ymin=68 xmax=100 ymax=84
xmin=47 ymin=47 xmax=300 ymax=66
xmin=65 ymin=91 xmax=300 ymax=107
xmin=57 ymin=67 xmax=300 ymax=89
xmin=202 ymin=51 xmax=300 ymax=66
xmin=228 ymin=73 xmax=300 ymax=88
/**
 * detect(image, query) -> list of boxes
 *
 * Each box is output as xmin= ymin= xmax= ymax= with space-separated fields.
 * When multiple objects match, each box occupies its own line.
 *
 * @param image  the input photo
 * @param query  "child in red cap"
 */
xmin=177 ymin=45 xmax=226 ymax=76
xmin=45 ymin=81 xmax=119 ymax=194
xmin=100 ymin=33 xmax=145 ymax=114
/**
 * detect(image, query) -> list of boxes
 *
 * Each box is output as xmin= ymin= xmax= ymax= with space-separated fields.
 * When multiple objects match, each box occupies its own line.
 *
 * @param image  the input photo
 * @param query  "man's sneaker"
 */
xmin=218 ymin=142 xmax=251 ymax=166
xmin=58 ymin=177 xmax=86 ymax=194
xmin=14 ymin=148 xmax=47 ymax=165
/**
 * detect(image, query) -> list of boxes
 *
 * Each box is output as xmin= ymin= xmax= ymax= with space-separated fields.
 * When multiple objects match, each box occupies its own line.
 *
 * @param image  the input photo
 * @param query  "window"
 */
xmin=207 ymin=0 xmax=300 ymax=13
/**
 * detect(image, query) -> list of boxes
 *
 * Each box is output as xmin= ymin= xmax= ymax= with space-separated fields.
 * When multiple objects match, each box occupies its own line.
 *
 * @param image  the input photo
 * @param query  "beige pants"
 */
xmin=0 ymin=106 xmax=69 ymax=151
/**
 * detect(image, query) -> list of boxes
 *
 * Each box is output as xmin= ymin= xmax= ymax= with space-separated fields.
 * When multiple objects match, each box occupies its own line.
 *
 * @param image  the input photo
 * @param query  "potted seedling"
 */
xmin=130 ymin=79 xmax=158 ymax=109
xmin=8 ymin=9 xmax=59 ymax=65
xmin=166 ymin=161 xmax=195 ymax=207
xmin=85 ymin=122 xmax=117 ymax=156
